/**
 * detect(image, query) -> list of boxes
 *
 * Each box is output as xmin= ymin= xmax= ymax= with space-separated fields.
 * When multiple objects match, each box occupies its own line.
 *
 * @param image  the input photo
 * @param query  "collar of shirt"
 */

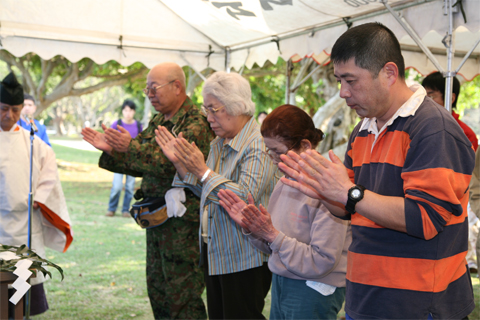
xmin=359 ymin=83 xmax=427 ymax=135
xmin=210 ymin=116 xmax=258 ymax=152
xmin=161 ymin=96 xmax=193 ymax=125
xmin=155 ymin=96 xmax=194 ymax=137
xmin=0 ymin=123 xmax=20 ymax=132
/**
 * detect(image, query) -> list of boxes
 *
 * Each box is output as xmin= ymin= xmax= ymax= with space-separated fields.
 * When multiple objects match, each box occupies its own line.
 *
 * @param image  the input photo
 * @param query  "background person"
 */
xmin=422 ymin=72 xmax=480 ymax=273
xmin=1 ymin=72 xmax=73 ymax=316
xmin=155 ymin=71 xmax=278 ymax=320
xmin=218 ymin=104 xmax=351 ymax=320
xmin=17 ymin=93 xmax=51 ymax=146
xmin=82 ymin=62 xmax=213 ymax=320
xmin=421 ymin=71 xmax=478 ymax=151
xmin=257 ymin=111 xmax=268 ymax=124
xmin=471 ymin=149 xmax=480 ymax=275
xmin=277 ymin=23 xmax=475 ymax=320
xmin=106 ymin=99 xmax=143 ymax=217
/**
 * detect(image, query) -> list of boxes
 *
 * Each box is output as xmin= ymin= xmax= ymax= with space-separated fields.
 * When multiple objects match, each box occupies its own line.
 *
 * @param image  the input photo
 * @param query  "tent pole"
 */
xmin=455 ymin=36 xmax=480 ymax=74
xmin=380 ymin=0 xmax=445 ymax=74
xmin=285 ymin=59 xmax=293 ymax=104
xmin=239 ymin=49 xmax=250 ymax=75
xmin=290 ymin=58 xmax=314 ymax=94
xmin=444 ymin=0 xmax=455 ymax=112
xmin=225 ymin=48 xmax=231 ymax=73
xmin=291 ymin=56 xmax=330 ymax=92
xmin=181 ymin=55 xmax=207 ymax=81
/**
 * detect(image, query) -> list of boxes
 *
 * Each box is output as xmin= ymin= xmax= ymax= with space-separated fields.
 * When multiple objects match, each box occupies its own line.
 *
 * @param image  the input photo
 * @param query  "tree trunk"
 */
xmin=52 ymin=105 xmax=65 ymax=136
xmin=309 ymin=61 xmax=359 ymax=160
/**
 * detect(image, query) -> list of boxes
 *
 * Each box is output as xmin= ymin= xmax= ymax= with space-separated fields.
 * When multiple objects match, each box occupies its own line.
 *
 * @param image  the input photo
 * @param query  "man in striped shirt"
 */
xmin=279 ymin=22 xmax=475 ymax=319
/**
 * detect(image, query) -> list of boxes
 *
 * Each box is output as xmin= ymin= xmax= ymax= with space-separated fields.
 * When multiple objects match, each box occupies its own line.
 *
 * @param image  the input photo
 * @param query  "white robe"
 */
xmin=0 ymin=125 xmax=73 ymax=284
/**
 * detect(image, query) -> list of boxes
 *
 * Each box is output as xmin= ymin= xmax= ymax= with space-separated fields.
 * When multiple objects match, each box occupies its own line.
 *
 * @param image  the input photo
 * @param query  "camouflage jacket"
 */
xmin=99 ymin=97 xmax=214 ymax=218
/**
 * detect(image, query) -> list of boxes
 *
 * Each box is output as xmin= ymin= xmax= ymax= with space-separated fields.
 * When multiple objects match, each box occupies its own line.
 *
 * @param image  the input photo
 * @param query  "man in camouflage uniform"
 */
xmin=81 ymin=62 xmax=214 ymax=319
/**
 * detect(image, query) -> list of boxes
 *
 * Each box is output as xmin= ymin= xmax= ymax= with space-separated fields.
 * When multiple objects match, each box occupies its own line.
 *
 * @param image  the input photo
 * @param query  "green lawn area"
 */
xmin=31 ymin=139 xmax=479 ymax=319
xmin=34 ymin=143 xmax=154 ymax=320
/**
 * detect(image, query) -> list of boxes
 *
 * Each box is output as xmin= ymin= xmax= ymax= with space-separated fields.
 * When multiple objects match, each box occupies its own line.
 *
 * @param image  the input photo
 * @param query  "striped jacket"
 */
xmin=173 ymin=116 xmax=278 ymax=275
xmin=344 ymin=86 xmax=475 ymax=319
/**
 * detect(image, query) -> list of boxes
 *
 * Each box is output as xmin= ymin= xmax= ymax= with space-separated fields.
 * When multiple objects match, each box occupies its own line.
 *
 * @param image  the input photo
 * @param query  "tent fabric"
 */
xmin=0 ymin=0 xmax=479 ymax=79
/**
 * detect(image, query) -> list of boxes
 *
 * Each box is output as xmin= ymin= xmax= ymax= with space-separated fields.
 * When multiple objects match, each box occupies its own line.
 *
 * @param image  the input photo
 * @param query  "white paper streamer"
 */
xmin=9 ymin=259 xmax=33 ymax=305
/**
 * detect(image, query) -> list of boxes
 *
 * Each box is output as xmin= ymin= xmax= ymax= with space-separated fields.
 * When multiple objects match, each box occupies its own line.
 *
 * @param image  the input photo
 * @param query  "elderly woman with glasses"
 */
xmin=218 ymin=105 xmax=352 ymax=320
xmin=155 ymin=71 xmax=278 ymax=320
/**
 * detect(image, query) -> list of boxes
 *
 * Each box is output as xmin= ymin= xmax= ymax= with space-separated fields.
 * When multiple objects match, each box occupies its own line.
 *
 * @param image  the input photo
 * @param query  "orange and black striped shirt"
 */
xmin=344 ymin=96 xmax=475 ymax=319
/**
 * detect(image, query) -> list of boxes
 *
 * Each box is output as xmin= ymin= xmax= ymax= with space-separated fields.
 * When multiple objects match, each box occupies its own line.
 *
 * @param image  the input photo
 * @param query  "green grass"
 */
xmin=472 ymin=277 xmax=480 ymax=320
xmin=52 ymin=143 xmax=102 ymax=165
xmin=33 ymin=144 xmax=154 ymax=320
xmin=31 ymin=141 xmax=479 ymax=319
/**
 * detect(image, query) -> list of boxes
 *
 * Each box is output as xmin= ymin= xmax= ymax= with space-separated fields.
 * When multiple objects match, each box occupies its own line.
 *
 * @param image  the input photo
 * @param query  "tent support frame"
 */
xmin=455 ymin=36 xmax=480 ymax=74
xmin=381 ymin=0 xmax=479 ymax=111
xmin=443 ymin=0 xmax=454 ymax=111
xmin=228 ymin=0 xmax=431 ymax=53
xmin=285 ymin=59 xmax=293 ymax=104
xmin=291 ymin=56 xmax=330 ymax=93
xmin=225 ymin=48 xmax=231 ymax=73
xmin=381 ymin=0 xmax=445 ymax=74
xmin=181 ymin=54 xmax=207 ymax=81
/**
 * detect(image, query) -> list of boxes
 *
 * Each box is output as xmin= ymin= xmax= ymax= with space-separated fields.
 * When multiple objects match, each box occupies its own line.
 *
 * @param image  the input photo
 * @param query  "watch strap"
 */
xmin=345 ymin=185 xmax=366 ymax=214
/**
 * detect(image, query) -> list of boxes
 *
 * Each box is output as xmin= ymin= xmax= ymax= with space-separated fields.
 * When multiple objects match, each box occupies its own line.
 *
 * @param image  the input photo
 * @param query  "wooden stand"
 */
xmin=0 ymin=272 xmax=29 ymax=320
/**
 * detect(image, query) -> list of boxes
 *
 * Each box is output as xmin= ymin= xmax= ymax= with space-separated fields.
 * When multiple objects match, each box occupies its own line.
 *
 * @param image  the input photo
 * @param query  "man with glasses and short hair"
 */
xmin=82 ymin=62 xmax=214 ymax=319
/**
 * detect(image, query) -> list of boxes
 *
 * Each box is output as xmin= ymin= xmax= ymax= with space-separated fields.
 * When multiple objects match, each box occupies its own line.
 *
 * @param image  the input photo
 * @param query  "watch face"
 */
xmin=351 ymin=189 xmax=362 ymax=199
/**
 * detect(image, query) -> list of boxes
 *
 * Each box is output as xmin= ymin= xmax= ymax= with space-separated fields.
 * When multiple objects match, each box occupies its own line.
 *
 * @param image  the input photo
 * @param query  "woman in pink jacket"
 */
xmin=219 ymin=104 xmax=351 ymax=320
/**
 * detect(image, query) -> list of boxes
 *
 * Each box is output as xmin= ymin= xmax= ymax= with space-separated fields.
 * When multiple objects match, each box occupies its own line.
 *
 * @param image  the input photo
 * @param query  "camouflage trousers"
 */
xmin=146 ymin=214 xmax=206 ymax=320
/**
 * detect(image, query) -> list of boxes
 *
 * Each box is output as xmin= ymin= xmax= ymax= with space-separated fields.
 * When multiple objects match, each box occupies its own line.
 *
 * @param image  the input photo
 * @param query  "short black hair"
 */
xmin=24 ymin=93 xmax=35 ymax=104
xmin=331 ymin=22 xmax=405 ymax=79
xmin=258 ymin=111 xmax=268 ymax=117
xmin=122 ymin=99 xmax=137 ymax=111
xmin=421 ymin=71 xmax=460 ymax=109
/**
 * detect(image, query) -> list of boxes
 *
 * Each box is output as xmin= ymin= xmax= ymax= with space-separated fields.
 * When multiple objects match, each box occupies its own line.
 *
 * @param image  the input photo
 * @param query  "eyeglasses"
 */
xmin=201 ymin=105 xmax=225 ymax=117
xmin=143 ymin=80 xmax=176 ymax=95
xmin=263 ymin=140 xmax=300 ymax=160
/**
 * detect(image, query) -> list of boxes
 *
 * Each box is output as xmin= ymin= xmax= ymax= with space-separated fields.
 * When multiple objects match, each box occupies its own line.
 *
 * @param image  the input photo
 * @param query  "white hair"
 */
xmin=202 ymin=71 xmax=255 ymax=116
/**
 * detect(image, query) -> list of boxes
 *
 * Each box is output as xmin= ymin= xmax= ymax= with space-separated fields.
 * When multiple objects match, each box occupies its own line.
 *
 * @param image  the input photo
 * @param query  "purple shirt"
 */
xmin=111 ymin=120 xmax=143 ymax=138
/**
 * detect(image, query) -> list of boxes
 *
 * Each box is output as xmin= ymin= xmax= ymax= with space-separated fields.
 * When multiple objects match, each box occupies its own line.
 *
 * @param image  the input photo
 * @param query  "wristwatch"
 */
xmin=345 ymin=185 xmax=366 ymax=214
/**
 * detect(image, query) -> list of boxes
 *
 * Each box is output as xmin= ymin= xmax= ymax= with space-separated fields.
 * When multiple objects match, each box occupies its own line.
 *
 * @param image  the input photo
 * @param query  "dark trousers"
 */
xmin=203 ymin=243 xmax=272 ymax=320
xmin=146 ymin=218 xmax=206 ymax=320
xmin=8 ymin=283 xmax=48 ymax=316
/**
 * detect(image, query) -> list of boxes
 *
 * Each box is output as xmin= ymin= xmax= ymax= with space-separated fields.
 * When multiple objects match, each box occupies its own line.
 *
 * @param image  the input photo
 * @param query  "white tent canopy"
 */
xmin=1 ymin=0 xmax=479 ymax=79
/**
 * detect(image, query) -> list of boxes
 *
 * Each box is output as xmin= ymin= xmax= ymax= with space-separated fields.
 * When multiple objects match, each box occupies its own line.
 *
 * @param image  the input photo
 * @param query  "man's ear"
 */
xmin=451 ymin=92 xmax=456 ymax=105
xmin=173 ymin=80 xmax=182 ymax=96
xmin=383 ymin=62 xmax=399 ymax=86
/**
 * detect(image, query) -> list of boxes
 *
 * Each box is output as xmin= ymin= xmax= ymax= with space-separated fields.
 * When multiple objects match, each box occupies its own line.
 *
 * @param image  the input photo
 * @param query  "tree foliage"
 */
xmin=241 ymin=58 xmax=335 ymax=118
xmin=0 ymin=50 xmax=148 ymax=115
xmin=457 ymin=76 xmax=480 ymax=112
